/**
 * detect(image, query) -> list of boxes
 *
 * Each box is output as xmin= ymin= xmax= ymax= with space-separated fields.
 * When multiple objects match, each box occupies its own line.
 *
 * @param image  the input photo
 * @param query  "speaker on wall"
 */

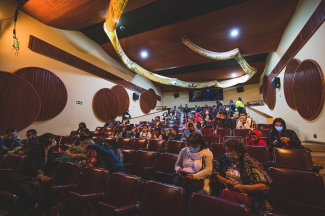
xmin=133 ymin=93 xmax=139 ymax=100
xmin=237 ymin=86 xmax=244 ymax=93
xmin=174 ymin=93 xmax=179 ymax=98
xmin=271 ymin=77 xmax=281 ymax=89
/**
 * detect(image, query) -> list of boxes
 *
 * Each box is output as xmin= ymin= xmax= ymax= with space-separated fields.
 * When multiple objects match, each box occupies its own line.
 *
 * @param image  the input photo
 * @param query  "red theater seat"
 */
xmin=118 ymin=138 xmax=132 ymax=149
xmin=131 ymin=138 xmax=147 ymax=150
xmin=147 ymin=139 xmax=165 ymax=152
xmin=92 ymin=131 xmax=103 ymax=137
xmin=223 ymin=136 xmax=244 ymax=144
xmin=257 ymin=129 xmax=271 ymax=138
xmin=215 ymin=128 xmax=232 ymax=137
xmin=128 ymin=150 xmax=158 ymax=180
xmin=200 ymin=128 xmax=214 ymax=136
xmin=166 ymin=140 xmax=186 ymax=154
xmin=95 ymin=127 xmax=104 ymax=131
xmin=210 ymin=143 xmax=225 ymax=161
xmin=246 ymin=146 xmax=272 ymax=169
xmin=60 ymin=135 xmax=75 ymax=145
xmin=233 ymin=129 xmax=251 ymax=138
xmin=258 ymin=124 xmax=273 ymax=130
xmin=203 ymin=135 xmax=221 ymax=144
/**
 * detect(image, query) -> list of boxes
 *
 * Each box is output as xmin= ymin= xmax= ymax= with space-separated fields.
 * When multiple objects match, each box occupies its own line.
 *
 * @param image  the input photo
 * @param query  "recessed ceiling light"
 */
xmin=232 ymin=73 xmax=237 ymax=78
xmin=140 ymin=51 xmax=148 ymax=58
xmin=230 ymin=29 xmax=239 ymax=37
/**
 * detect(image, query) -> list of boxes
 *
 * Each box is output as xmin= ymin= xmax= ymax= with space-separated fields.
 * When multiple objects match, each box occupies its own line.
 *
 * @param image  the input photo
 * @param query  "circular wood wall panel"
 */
xmin=147 ymin=88 xmax=157 ymax=110
xmin=284 ymin=59 xmax=300 ymax=110
xmin=293 ymin=60 xmax=324 ymax=120
xmin=266 ymin=76 xmax=276 ymax=110
xmin=112 ymin=85 xmax=129 ymax=116
xmin=262 ymin=75 xmax=268 ymax=105
xmin=15 ymin=67 xmax=68 ymax=121
xmin=140 ymin=90 xmax=151 ymax=114
xmin=93 ymin=88 xmax=120 ymax=122
xmin=0 ymin=72 xmax=41 ymax=134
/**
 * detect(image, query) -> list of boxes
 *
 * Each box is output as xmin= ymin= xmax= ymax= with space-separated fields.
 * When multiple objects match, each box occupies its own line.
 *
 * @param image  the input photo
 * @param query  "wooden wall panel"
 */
xmin=293 ymin=60 xmax=324 ymax=120
xmin=112 ymin=85 xmax=130 ymax=116
xmin=0 ymin=72 xmax=41 ymax=135
xmin=262 ymin=75 xmax=268 ymax=105
xmin=284 ymin=59 xmax=300 ymax=110
xmin=140 ymin=90 xmax=151 ymax=114
xmin=15 ymin=67 xmax=68 ymax=121
xmin=147 ymin=88 xmax=157 ymax=110
xmin=266 ymin=76 xmax=276 ymax=110
xmin=93 ymin=88 xmax=120 ymax=122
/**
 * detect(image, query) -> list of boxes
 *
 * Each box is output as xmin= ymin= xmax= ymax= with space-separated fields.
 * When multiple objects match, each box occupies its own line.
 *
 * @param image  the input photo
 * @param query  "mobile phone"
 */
xmin=180 ymin=171 xmax=188 ymax=177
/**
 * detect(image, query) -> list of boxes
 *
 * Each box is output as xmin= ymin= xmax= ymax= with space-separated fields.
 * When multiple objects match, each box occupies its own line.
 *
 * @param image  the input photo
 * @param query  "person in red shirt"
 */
xmin=247 ymin=130 xmax=267 ymax=147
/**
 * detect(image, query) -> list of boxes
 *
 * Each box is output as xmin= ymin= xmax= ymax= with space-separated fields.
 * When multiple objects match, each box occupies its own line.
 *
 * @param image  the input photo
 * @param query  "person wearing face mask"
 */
xmin=225 ymin=105 xmax=236 ymax=126
xmin=183 ymin=117 xmax=196 ymax=129
xmin=268 ymin=118 xmax=302 ymax=149
xmin=2 ymin=128 xmax=20 ymax=153
xmin=213 ymin=138 xmax=273 ymax=215
xmin=183 ymin=104 xmax=191 ymax=113
xmin=166 ymin=126 xmax=181 ymax=141
xmin=204 ymin=110 xmax=213 ymax=122
xmin=7 ymin=129 xmax=39 ymax=156
xmin=152 ymin=128 xmax=163 ymax=140
xmin=236 ymin=97 xmax=245 ymax=115
xmin=213 ymin=113 xmax=223 ymax=129
xmin=63 ymin=128 xmax=94 ymax=163
xmin=153 ymin=116 xmax=165 ymax=129
xmin=181 ymin=123 xmax=201 ymax=142
xmin=197 ymin=118 xmax=208 ymax=130
xmin=178 ymin=104 xmax=184 ymax=113
xmin=7 ymin=133 xmax=54 ymax=216
xmin=160 ymin=112 xmax=170 ymax=122
xmin=220 ymin=112 xmax=235 ymax=129
xmin=236 ymin=112 xmax=252 ymax=129
xmin=76 ymin=122 xmax=87 ymax=134
xmin=247 ymin=130 xmax=266 ymax=147
xmin=170 ymin=116 xmax=177 ymax=122
xmin=139 ymin=125 xmax=151 ymax=139
xmin=112 ymin=126 xmax=123 ymax=139
xmin=228 ymin=100 xmax=236 ymax=113
xmin=174 ymin=132 xmax=213 ymax=196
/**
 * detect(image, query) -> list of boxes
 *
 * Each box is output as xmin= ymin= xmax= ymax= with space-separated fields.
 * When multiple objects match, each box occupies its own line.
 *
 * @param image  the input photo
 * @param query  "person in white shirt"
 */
xmin=236 ymin=112 xmax=252 ymax=129
xmin=139 ymin=125 xmax=151 ymax=139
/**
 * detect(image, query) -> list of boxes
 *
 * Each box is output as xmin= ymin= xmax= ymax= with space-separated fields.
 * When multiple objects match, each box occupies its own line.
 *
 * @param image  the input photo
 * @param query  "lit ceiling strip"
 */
xmin=104 ymin=0 xmax=257 ymax=88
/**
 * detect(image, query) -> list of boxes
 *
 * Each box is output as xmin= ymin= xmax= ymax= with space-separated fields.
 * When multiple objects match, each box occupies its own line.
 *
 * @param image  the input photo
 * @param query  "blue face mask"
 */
xmin=27 ymin=136 xmax=33 ymax=140
xmin=12 ymin=132 xmax=17 ymax=136
xmin=190 ymin=146 xmax=200 ymax=153
xmin=275 ymin=126 xmax=283 ymax=132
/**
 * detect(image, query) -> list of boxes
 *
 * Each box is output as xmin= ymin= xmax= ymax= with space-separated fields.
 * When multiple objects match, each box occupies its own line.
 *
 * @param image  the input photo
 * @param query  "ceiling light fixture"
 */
xmin=140 ymin=51 xmax=148 ymax=58
xmin=232 ymin=73 xmax=237 ymax=78
xmin=230 ymin=29 xmax=239 ymax=37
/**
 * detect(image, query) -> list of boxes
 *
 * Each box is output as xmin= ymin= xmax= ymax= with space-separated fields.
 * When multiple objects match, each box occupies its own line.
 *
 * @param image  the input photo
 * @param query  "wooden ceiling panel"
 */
xmin=123 ymin=0 xmax=157 ymax=14
xmin=101 ymin=0 xmax=297 ymax=71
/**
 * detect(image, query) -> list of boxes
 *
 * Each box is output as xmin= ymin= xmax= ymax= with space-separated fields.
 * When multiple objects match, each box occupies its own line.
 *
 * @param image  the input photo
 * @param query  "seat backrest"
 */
xmin=223 ymin=136 xmax=244 ymax=144
xmin=233 ymin=129 xmax=251 ymax=138
xmin=267 ymin=167 xmax=325 ymax=216
xmin=188 ymin=193 xmax=251 ymax=216
xmin=129 ymin=150 xmax=157 ymax=179
xmin=178 ymin=128 xmax=185 ymax=133
xmin=103 ymin=173 xmax=141 ymax=208
xmin=147 ymin=140 xmax=165 ymax=151
xmin=156 ymin=153 xmax=179 ymax=174
xmin=139 ymin=181 xmax=185 ymax=216
xmin=273 ymin=148 xmax=313 ymax=170
xmin=121 ymin=149 xmax=135 ymax=163
xmin=60 ymin=135 xmax=75 ymax=144
xmin=0 ymin=155 xmax=22 ymax=170
xmin=203 ymin=135 xmax=220 ymax=144
xmin=118 ymin=138 xmax=132 ymax=149
xmin=246 ymin=146 xmax=270 ymax=164
xmin=210 ymin=143 xmax=225 ymax=161
xmin=70 ymin=131 xmax=77 ymax=136
xmin=106 ymin=127 xmax=114 ymax=132
xmin=132 ymin=139 xmax=147 ymax=150
xmin=92 ymin=136 xmax=102 ymax=143
xmin=216 ymin=128 xmax=231 ymax=137
xmin=74 ymin=167 xmax=109 ymax=195
xmin=92 ymin=131 xmax=103 ymax=137
xmin=96 ymin=127 xmax=104 ymax=131
xmin=258 ymin=124 xmax=273 ymax=130
xmin=166 ymin=141 xmax=185 ymax=154
xmin=200 ymin=128 xmax=214 ymax=136
xmin=140 ymin=121 xmax=148 ymax=125
xmin=52 ymin=162 xmax=80 ymax=186
xmin=14 ymin=156 xmax=27 ymax=173
xmin=257 ymin=129 xmax=271 ymax=138
xmin=103 ymin=131 xmax=113 ymax=137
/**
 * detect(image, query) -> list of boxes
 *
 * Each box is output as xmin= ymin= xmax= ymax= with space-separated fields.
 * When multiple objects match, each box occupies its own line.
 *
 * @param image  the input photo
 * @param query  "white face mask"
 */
xmin=226 ymin=108 xmax=230 ymax=111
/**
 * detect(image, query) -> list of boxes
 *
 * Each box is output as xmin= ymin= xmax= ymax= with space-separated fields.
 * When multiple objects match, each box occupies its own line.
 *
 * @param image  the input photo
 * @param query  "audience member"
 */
xmin=160 ymin=112 xmax=169 ymax=122
xmin=213 ymin=113 xmax=223 ymax=129
xmin=183 ymin=117 xmax=196 ymax=129
xmin=225 ymin=105 xmax=236 ymax=120
xmin=63 ymin=128 xmax=94 ymax=162
xmin=99 ymin=138 xmax=124 ymax=163
xmin=268 ymin=118 xmax=302 ymax=149
xmin=112 ymin=126 xmax=123 ymax=139
xmin=203 ymin=110 xmax=213 ymax=122
xmin=8 ymin=133 xmax=54 ymax=216
xmin=0 ymin=136 xmax=4 ymax=154
xmin=194 ymin=112 xmax=201 ymax=123
xmin=122 ymin=109 xmax=131 ymax=125
xmin=115 ymin=121 xmax=122 ymax=127
xmin=178 ymin=104 xmax=184 ymax=113
xmin=124 ymin=125 xmax=135 ymax=138
xmin=228 ymin=100 xmax=236 ymax=112
xmin=139 ymin=125 xmax=151 ymax=139
xmin=166 ymin=126 xmax=181 ymax=141
xmin=7 ymin=129 xmax=38 ymax=156
xmin=104 ymin=116 xmax=117 ymax=128
xmin=170 ymin=116 xmax=177 ymax=122
xmin=247 ymin=130 xmax=267 ymax=147
xmin=174 ymin=132 xmax=213 ymax=195
xmin=197 ymin=118 xmax=208 ymax=129
xmin=203 ymin=104 xmax=209 ymax=112
xmin=76 ymin=122 xmax=86 ymax=134
xmin=183 ymin=104 xmax=191 ymax=113
xmin=196 ymin=106 xmax=203 ymax=113
xmin=153 ymin=116 xmax=165 ymax=129
xmin=152 ymin=128 xmax=163 ymax=140
xmin=216 ymin=100 xmax=224 ymax=108
xmin=181 ymin=123 xmax=201 ymax=142
xmin=236 ymin=97 xmax=245 ymax=115
xmin=221 ymin=112 xmax=235 ymax=129
xmin=2 ymin=128 xmax=20 ymax=152
xmin=191 ymin=96 xmax=197 ymax=102
xmin=213 ymin=138 xmax=272 ymax=215
xmin=217 ymin=106 xmax=224 ymax=114
xmin=236 ymin=112 xmax=252 ymax=129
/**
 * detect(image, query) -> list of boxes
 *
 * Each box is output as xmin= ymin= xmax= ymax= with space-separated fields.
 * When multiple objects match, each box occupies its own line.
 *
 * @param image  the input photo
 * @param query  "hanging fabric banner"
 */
xmin=104 ymin=0 xmax=257 ymax=88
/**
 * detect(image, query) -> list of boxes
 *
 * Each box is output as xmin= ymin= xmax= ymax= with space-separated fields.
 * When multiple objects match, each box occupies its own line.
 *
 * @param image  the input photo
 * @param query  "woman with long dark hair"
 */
xmin=268 ymin=118 xmax=302 ymax=149
xmin=76 ymin=122 xmax=86 ymax=134
xmin=213 ymin=138 xmax=273 ymax=215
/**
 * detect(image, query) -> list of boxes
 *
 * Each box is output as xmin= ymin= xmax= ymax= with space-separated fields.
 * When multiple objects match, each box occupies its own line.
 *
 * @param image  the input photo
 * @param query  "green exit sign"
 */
xmin=76 ymin=101 xmax=82 ymax=105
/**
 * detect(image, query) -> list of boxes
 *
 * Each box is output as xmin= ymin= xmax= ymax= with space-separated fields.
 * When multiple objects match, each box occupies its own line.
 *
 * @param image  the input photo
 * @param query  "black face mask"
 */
xmin=79 ymin=126 xmax=83 ymax=129
xmin=252 ymin=139 xmax=259 ymax=144
xmin=79 ymin=135 xmax=87 ymax=141
xmin=189 ymin=129 xmax=195 ymax=133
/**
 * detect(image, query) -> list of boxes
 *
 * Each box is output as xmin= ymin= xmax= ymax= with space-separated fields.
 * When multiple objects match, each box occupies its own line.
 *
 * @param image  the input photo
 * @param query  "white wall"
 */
xmin=0 ymin=0 xmax=162 ymax=136
xmin=162 ymin=84 xmax=260 ymax=108
xmin=257 ymin=0 xmax=325 ymax=142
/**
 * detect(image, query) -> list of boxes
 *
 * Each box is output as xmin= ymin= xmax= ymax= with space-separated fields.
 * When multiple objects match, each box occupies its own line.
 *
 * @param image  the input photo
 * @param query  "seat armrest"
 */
xmin=312 ymin=166 xmax=324 ymax=173
xmin=0 ymin=169 xmax=14 ymax=173
xmin=114 ymin=205 xmax=137 ymax=215
xmin=144 ymin=167 xmax=156 ymax=171
xmin=69 ymin=191 xmax=102 ymax=201
xmin=51 ymin=184 xmax=76 ymax=192
xmin=123 ymin=163 xmax=133 ymax=167
xmin=138 ymin=148 xmax=146 ymax=150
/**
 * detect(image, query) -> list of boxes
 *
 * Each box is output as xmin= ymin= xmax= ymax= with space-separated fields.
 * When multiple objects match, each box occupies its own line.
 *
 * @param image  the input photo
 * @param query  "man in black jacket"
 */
xmin=8 ymin=133 xmax=54 ymax=216
xmin=220 ymin=112 xmax=234 ymax=129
